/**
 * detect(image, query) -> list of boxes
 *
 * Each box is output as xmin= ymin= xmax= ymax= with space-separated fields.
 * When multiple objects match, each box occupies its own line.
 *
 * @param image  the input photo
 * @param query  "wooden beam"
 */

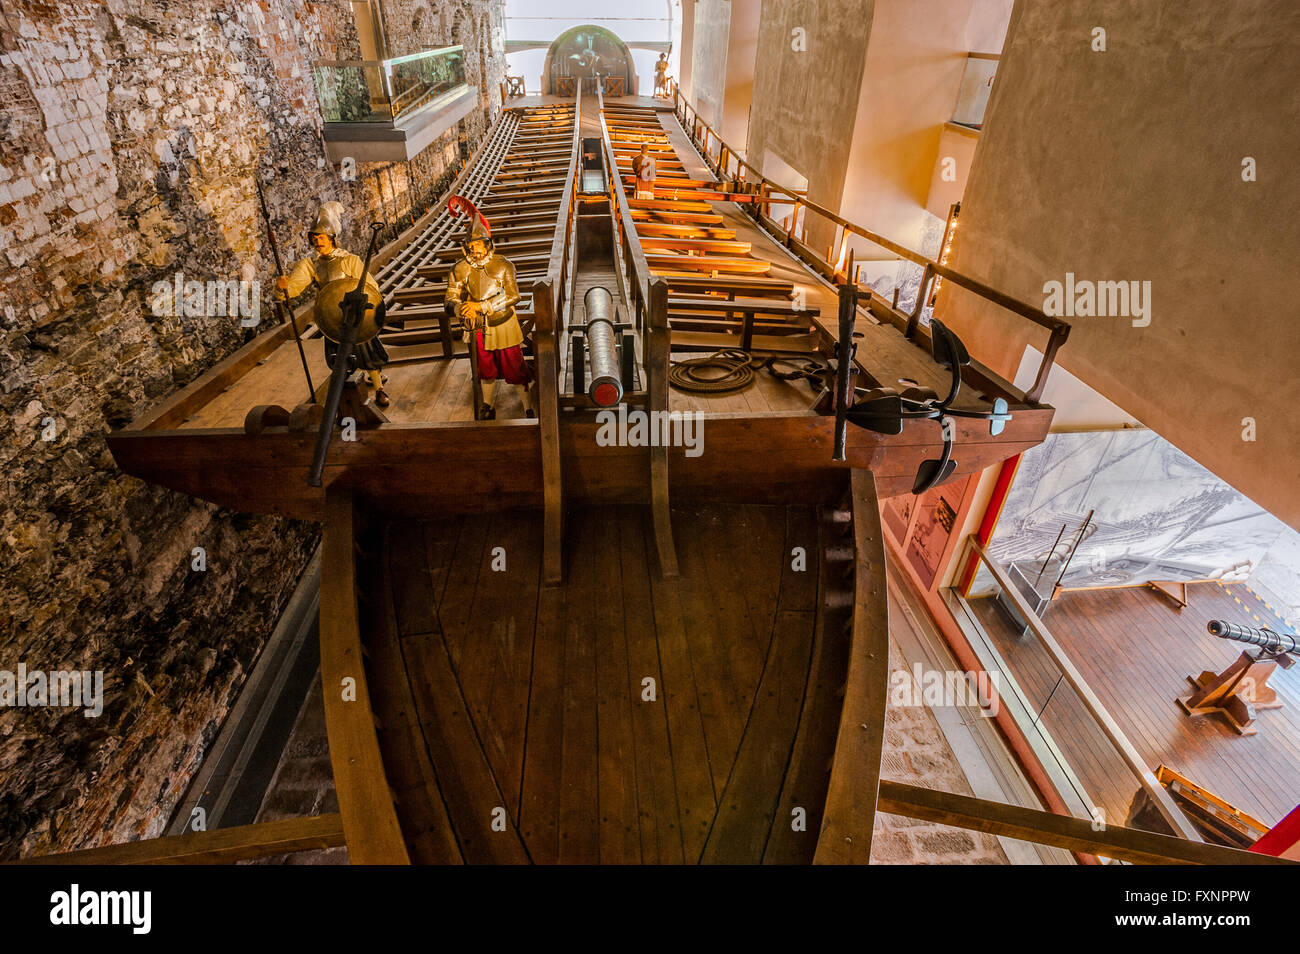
xmin=877 ymin=781 xmax=1293 ymax=866
xmin=320 ymin=488 xmax=411 ymax=864
xmin=532 ymin=279 xmax=564 ymax=585
xmin=646 ymin=278 xmax=677 ymax=578
xmin=108 ymin=409 xmax=1049 ymax=523
xmin=15 ymin=814 xmax=345 ymax=865
xmin=645 ymin=253 xmax=772 ymax=275
xmin=814 ymin=471 xmax=890 ymax=863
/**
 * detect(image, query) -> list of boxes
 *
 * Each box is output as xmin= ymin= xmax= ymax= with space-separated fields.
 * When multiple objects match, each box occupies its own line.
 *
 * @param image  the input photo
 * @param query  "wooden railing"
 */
xmin=597 ymin=87 xmax=664 ymax=343
xmin=670 ymin=89 xmax=1069 ymax=404
xmin=318 ymin=487 xmax=410 ymax=863
xmin=597 ymin=87 xmax=677 ymax=577
xmin=530 ymin=85 xmax=583 ymax=585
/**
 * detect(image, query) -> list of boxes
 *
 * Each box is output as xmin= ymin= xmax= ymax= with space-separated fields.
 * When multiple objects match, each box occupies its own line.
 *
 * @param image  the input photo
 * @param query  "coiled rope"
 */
xmin=668 ymin=349 xmax=759 ymax=393
xmin=668 ymin=351 xmax=835 ymax=394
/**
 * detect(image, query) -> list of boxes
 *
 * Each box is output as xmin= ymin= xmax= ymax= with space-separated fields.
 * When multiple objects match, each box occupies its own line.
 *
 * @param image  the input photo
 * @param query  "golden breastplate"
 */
xmin=459 ymin=256 xmax=516 ymax=324
xmin=318 ymin=253 xmax=355 ymax=285
xmin=462 ymin=258 xmax=507 ymax=299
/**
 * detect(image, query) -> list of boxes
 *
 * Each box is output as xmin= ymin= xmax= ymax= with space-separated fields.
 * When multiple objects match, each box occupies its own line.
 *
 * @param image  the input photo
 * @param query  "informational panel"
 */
xmin=906 ymin=476 xmax=972 ymax=591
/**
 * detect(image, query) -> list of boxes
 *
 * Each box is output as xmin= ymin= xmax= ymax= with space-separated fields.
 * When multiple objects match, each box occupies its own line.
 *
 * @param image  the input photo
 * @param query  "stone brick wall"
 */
xmin=0 ymin=0 xmax=498 ymax=860
xmin=246 ymin=676 xmax=348 ymax=865
xmin=871 ymin=642 xmax=1008 ymax=864
xmin=378 ymin=0 xmax=507 ymax=138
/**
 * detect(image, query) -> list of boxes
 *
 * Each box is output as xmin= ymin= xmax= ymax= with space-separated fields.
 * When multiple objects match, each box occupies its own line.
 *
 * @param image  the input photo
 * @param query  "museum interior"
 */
xmin=0 ymin=0 xmax=1296 ymax=866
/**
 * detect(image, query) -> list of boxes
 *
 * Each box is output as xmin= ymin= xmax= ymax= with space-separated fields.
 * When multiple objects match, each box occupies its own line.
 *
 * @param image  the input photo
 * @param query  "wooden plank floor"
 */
xmin=368 ymin=502 xmax=842 ymax=863
xmin=968 ymin=581 xmax=1300 ymax=829
xmin=175 ymin=338 xmax=525 ymax=427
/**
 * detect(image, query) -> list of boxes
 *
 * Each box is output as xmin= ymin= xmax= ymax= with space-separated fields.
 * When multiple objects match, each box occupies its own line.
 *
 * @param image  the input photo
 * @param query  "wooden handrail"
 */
xmin=529 ymin=93 xmax=580 ymax=584
xmin=815 ymin=471 xmax=890 ymax=862
xmin=598 ymin=87 xmax=655 ymax=312
xmin=13 ymin=814 xmax=346 ymax=866
xmin=670 ymin=89 xmax=1069 ymax=402
xmin=597 ymin=89 xmax=676 ymax=576
xmin=880 ymin=781 xmax=1291 ymax=865
xmin=599 ymin=92 xmax=639 ymax=332
xmin=543 ymin=83 xmax=582 ymax=297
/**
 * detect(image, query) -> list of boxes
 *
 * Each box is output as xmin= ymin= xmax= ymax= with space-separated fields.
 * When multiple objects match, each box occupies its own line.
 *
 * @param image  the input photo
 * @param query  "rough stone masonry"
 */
xmin=0 ymin=0 xmax=504 ymax=859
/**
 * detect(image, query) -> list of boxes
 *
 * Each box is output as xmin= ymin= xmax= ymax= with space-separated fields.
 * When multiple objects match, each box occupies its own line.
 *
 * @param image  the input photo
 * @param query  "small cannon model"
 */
xmin=1207 ymin=619 xmax=1298 ymax=655
xmin=571 ymin=286 xmax=634 ymax=407
xmin=1177 ymin=619 xmax=1297 ymax=736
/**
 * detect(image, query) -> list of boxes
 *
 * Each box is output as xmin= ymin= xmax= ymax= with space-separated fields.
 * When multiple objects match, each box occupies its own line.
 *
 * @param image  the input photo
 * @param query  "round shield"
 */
xmin=314 ymin=278 xmax=383 ymax=344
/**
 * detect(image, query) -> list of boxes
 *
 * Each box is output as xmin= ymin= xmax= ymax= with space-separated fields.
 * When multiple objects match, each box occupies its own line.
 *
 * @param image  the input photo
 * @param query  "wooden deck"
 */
xmin=360 ymin=501 xmax=852 ymax=863
xmin=110 ymin=92 xmax=1055 ymax=525
xmin=968 ymin=581 xmax=1300 ymax=830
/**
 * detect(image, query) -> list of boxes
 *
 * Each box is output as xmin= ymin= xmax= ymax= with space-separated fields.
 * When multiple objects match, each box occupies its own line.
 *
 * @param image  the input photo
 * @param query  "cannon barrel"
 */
xmin=1207 ymin=619 xmax=1298 ymax=655
xmin=583 ymin=286 xmax=623 ymax=407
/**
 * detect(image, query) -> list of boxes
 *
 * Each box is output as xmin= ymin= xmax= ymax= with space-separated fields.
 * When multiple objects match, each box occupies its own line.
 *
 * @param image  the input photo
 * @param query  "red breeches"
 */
xmin=474 ymin=332 xmax=533 ymax=384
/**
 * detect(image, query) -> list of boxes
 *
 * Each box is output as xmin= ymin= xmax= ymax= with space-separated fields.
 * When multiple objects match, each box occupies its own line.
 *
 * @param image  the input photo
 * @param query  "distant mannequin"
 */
xmin=654 ymin=53 xmax=669 ymax=97
xmin=631 ymin=144 xmax=657 ymax=201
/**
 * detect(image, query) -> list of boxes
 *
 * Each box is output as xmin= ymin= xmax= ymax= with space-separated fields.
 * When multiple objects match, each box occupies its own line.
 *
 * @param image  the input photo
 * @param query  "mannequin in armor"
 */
xmin=654 ymin=53 xmax=669 ymax=97
xmin=632 ymin=144 xmax=657 ymax=200
xmin=278 ymin=201 xmax=390 ymax=407
xmin=445 ymin=218 xmax=534 ymax=420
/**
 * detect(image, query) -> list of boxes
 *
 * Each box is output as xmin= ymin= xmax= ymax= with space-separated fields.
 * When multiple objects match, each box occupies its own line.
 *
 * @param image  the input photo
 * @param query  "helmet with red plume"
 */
xmin=448 ymin=195 xmax=492 ymax=255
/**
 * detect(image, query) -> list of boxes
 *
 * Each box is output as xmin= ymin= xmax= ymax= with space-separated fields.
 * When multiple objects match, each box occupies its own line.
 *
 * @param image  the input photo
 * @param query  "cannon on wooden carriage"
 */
xmin=1178 ymin=619 xmax=1298 ymax=735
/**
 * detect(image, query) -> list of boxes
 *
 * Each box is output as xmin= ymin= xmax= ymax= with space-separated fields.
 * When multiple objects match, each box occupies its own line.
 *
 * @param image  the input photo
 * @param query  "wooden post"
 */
xmin=17 ymin=815 xmax=346 ymax=866
xmin=814 ymin=470 xmax=889 ymax=863
xmin=1025 ymin=323 xmax=1070 ymax=403
xmin=740 ymin=309 xmax=755 ymax=352
xmin=645 ymin=277 xmax=678 ymax=578
xmin=319 ymin=487 xmax=411 ymax=864
xmin=531 ymin=279 xmax=564 ymax=585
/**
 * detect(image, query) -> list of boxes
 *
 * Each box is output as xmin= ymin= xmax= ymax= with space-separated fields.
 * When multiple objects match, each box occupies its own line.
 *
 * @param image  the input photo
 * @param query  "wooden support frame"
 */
xmin=1147 ymin=579 xmax=1189 ymax=609
xmin=320 ymin=487 xmax=410 ymax=864
xmin=814 ymin=470 xmax=889 ymax=862
xmin=532 ymin=279 xmax=564 ymax=585
xmin=599 ymin=88 xmax=678 ymax=578
xmin=645 ymin=278 xmax=677 ymax=578
xmin=528 ymin=83 xmax=582 ymax=585
xmin=14 ymin=814 xmax=345 ymax=866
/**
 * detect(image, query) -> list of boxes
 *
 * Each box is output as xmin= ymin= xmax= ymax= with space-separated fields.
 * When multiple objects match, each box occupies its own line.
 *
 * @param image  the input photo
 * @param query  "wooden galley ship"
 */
xmin=97 ymin=85 xmax=1279 ymax=867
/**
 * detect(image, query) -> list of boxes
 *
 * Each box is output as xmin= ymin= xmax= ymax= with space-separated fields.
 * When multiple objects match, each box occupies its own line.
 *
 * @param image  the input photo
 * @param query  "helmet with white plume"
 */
xmin=309 ymin=200 xmax=345 ymax=239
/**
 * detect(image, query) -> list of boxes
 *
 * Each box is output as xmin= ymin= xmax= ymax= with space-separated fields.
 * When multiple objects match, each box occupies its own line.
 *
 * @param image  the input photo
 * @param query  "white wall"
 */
xmin=503 ymin=0 xmax=680 ymax=92
xmin=840 ymin=0 xmax=1014 ymax=261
